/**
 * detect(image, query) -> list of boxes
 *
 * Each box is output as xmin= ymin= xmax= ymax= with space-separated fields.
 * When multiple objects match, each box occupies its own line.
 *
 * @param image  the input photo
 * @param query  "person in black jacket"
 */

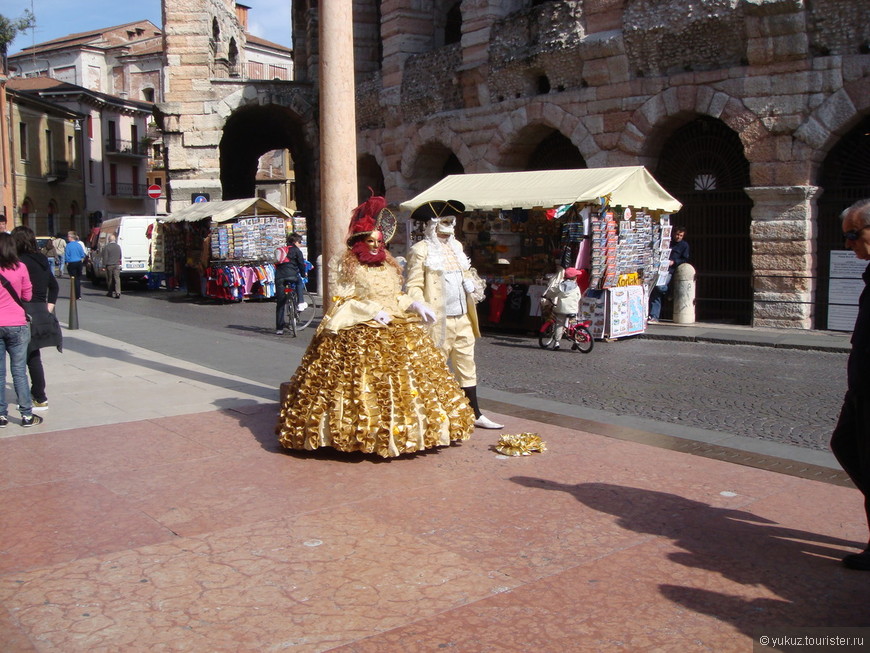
xmin=832 ymin=198 xmax=870 ymax=571
xmin=12 ymin=226 xmax=62 ymax=410
xmin=274 ymin=232 xmax=308 ymax=335
xmin=648 ymin=226 xmax=690 ymax=323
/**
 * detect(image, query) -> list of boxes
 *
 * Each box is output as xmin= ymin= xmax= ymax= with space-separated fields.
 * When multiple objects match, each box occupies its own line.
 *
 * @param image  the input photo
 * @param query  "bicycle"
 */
xmin=282 ymin=279 xmax=317 ymax=337
xmin=538 ymin=314 xmax=594 ymax=353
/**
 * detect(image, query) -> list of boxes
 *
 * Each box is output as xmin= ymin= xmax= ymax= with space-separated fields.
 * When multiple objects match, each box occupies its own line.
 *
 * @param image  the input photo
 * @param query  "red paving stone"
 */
xmin=0 ymin=404 xmax=868 ymax=651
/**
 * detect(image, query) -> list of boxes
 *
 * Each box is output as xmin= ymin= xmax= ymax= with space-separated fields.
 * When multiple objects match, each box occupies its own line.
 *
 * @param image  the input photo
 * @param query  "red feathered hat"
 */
xmin=347 ymin=191 xmax=392 ymax=245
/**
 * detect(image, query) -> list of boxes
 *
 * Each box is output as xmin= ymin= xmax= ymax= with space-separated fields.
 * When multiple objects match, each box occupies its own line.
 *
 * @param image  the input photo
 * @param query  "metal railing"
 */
xmin=105 ymin=138 xmax=147 ymax=156
xmin=105 ymin=182 xmax=146 ymax=198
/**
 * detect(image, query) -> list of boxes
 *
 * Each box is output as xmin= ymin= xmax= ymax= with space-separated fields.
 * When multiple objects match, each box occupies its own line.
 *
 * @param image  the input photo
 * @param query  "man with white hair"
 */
xmin=405 ymin=199 xmax=503 ymax=430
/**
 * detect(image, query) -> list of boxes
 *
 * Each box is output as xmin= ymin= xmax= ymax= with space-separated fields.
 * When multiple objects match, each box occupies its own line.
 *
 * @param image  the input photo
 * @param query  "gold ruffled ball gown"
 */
xmin=276 ymin=257 xmax=475 ymax=458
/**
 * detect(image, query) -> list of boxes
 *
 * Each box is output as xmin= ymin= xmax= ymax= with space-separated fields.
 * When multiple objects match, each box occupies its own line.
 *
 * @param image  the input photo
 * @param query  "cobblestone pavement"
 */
xmin=475 ymin=333 xmax=845 ymax=452
xmin=73 ymin=282 xmax=847 ymax=453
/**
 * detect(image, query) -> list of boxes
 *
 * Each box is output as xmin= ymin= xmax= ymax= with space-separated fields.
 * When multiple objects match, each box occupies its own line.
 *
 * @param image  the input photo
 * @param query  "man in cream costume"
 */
xmin=405 ymin=200 xmax=504 ymax=429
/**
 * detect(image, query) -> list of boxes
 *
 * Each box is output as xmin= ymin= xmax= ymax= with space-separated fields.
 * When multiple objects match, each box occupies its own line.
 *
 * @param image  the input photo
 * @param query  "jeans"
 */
xmin=0 ymin=325 xmax=33 ymax=417
xmin=648 ymin=284 xmax=668 ymax=320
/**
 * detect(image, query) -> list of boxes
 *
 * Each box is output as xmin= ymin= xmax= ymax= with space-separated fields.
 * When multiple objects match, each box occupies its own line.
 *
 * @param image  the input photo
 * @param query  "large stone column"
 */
xmin=747 ymin=186 xmax=820 ymax=329
xmin=319 ymin=2 xmax=358 ymax=306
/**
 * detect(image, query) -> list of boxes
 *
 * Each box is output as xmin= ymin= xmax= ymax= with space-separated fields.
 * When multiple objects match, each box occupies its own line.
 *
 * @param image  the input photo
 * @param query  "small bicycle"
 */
xmin=282 ymin=279 xmax=317 ymax=337
xmin=538 ymin=314 xmax=594 ymax=353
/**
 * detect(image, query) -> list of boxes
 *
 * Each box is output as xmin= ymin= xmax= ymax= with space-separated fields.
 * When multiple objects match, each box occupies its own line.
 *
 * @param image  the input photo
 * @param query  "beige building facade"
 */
xmin=160 ymin=0 xmax=870 ymax=329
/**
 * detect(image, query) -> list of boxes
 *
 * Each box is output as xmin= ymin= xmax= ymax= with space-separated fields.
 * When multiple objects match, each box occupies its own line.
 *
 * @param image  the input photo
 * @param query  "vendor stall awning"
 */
xmin=162 ymin=198 xmax=293 ymax=223
xmin=399 ymin=166 xmax=682 ymax=214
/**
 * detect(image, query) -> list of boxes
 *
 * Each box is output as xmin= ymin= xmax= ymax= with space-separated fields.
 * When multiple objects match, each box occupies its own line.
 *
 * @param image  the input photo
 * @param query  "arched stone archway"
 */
xmin=219 ymin=103 xmax=315 ymax=219
xmin=484 ymin=103 xmax=599 ymax=170
xmin=620 ymin=86 xmax=769 ymax=182
xmin=400 ymin=122 xmax=473 ymax=183
xmin=402 ymin=139 xmax=465 ymax=195
xmin=654 ymin=115 xmax=754 ymax=324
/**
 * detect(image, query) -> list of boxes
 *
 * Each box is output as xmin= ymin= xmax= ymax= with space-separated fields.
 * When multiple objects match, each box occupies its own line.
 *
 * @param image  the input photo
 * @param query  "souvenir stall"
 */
xmin=399 ymin=167 xmax=682 ymax=339
xmin=160 ymin=198 xmax=296 ymax=301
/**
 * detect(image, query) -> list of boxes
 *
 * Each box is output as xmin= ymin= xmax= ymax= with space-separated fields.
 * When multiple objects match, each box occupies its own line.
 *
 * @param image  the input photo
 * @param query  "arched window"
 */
xmin=444 ymin=2 xmax=462 ymax=46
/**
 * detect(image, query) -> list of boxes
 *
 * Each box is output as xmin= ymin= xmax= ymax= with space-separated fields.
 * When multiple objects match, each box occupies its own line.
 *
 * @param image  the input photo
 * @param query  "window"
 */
xmin=19 ymin=123 xmax=28 ymax=160
xmin=87 ymin=115 xmax=94 ymax=139
xmin=142 ymin=88 xmax=155 ymax=102
xmin=45 ymin=130 xmax=53 ymax=171
xmin=444 ymin=2 xmax=462 ymax=46
xmin=89 ymin=159 xmax=95 ymax=184
xmin=269 ymin=65 xmax=288 ymax=80
xmin=68 ymin=135 xmax=75 ymax=168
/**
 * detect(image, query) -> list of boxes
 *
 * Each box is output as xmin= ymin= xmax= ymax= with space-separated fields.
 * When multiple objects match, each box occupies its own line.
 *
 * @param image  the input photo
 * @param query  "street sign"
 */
xmin=193 ymin=194 xmax=209 ymax=203
xmin=147 ymin=184 xmax=162 ymax=199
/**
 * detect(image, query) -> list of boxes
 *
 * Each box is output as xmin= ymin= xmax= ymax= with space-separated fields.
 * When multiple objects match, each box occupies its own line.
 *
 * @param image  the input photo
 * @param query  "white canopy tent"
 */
xmin=399 ymin=166 xmax=682 ymax=214
xmin=162 ymin=198 xmax=293 ymax=223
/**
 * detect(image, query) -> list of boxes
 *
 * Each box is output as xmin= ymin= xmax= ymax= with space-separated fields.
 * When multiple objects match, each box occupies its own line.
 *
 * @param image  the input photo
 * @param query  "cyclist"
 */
xmin=274 ymin=232 xmax=308 ymax=335
xmin=542 ymin=267 xmax=582 ymax=349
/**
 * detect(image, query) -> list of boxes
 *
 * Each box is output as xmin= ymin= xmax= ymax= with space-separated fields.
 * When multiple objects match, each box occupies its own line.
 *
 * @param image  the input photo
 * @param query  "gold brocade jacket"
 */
xmin=320 ymin=256 xmax=416 ymax=334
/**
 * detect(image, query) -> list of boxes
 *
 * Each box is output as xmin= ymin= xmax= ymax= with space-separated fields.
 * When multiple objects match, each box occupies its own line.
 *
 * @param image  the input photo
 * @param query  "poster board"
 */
xmin=828 ymin=251 xmax=866 ymax=331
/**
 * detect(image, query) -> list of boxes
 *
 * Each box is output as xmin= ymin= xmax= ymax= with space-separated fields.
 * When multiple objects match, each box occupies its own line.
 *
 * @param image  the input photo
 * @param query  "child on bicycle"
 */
xmin=543 ymin=267 xmax=582 ymax=349
xmin=274 ymin=232 xmax=308 ymax=335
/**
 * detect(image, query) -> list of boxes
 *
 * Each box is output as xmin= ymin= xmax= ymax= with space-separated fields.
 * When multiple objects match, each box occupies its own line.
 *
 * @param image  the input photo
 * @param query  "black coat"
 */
xmin=20 ymin=252 xmax=62 ymax=353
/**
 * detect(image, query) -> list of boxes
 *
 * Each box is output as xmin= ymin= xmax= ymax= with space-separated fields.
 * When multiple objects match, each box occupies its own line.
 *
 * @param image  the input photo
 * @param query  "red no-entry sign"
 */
xmin=147 ymin=184 xmax=162 ymax=199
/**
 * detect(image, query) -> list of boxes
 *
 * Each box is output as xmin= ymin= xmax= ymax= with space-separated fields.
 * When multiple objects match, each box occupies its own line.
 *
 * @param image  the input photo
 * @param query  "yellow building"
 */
xmin=7 ymin=86 xmax=86 ymax=235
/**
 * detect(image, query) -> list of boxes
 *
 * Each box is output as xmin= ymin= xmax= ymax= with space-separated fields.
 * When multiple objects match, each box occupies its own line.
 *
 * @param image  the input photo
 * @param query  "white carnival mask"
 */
xmin=435 ymin=215 xmax=456 ymax=237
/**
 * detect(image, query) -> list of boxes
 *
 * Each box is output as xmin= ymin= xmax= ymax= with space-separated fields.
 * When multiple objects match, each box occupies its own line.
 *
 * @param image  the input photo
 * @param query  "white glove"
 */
xmin=463 ymin=278 xmax=476 ymax=293
xmin=408 ymin=301 xmax=436 ymax=323
xmin=373 ymin=310 xmax=392 ymax=325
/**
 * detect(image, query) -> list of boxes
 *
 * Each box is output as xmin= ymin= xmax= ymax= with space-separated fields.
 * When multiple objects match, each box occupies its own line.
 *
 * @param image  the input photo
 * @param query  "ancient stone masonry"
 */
xmin=163 ymin=0 xmax=870 ymax=328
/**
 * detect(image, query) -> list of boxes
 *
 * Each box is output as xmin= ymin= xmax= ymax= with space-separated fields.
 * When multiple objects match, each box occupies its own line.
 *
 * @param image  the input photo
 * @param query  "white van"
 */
xmin=86 ymin=216 xmax=156 ymax=285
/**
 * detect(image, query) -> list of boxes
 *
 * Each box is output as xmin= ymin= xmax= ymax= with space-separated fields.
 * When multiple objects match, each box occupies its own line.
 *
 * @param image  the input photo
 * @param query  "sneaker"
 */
xmin=474 ymin=415 xmax=504 ymax=430
xmin=33 ymin=400 xmax=48 ymax=411
xmin=648 ymin=317 xmax=659 ymax=323
xmin=21 ymin=414 xmax=43 ymax=428
xmin=0 ymin=416 xmax=7 ymax=428
xmin=553 ymin=342 xmax=560 ymax=350
xmin=297 ymin=302 xmax=308 ymax=311
xmin=276 ymin=329 xmax=284 ymax=335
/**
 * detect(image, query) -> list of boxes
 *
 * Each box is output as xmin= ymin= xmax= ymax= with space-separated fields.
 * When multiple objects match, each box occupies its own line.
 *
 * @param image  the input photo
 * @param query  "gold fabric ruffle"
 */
xmin=495 ymin=433 xmax=547 ymax=456
xmin=276 ymin=318 xmax=475 ymax=458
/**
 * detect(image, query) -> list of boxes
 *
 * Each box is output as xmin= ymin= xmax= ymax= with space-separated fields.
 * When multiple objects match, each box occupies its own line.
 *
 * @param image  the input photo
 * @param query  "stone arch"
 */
xmin=483 ymin=102 xmax=599 ymax=170
xmin=795 ymin=78 xmax=870 ymax=178
xmin=219 ymin=101 xmax=316 ymax=222
xmin=400 ymin=122 xmax=473 ymax=182
xmin=619 ymin=85 xmax=770 ymax=184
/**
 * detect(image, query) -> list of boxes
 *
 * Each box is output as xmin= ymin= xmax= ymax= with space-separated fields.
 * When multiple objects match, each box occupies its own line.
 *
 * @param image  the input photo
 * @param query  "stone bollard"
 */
xmin=672 ymin=263 xmax=696 ymax=324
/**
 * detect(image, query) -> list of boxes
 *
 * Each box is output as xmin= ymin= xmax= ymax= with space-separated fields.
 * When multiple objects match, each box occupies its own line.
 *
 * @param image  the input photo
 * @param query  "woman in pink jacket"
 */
xmin=0 ymin=233 xmax=42 ymax=427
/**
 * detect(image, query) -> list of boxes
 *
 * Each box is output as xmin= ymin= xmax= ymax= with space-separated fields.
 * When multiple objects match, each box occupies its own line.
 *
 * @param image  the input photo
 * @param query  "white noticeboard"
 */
xmin=828 ymin=251 xmax=867 ymax=331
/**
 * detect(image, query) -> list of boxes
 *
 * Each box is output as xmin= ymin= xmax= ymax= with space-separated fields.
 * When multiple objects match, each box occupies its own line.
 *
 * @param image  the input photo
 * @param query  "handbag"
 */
xmin=0 ymin=271 xmax=63 ymax=352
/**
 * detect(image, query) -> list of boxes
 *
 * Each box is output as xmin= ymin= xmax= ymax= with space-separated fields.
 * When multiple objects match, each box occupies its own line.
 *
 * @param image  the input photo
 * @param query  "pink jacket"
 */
xmin=0 ymin=263 xmax=33 ymax=326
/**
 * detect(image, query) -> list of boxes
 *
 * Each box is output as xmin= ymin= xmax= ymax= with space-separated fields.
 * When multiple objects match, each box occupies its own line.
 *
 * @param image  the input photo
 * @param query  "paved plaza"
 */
xmin=0 ymin=290 xmax=866 ymax=651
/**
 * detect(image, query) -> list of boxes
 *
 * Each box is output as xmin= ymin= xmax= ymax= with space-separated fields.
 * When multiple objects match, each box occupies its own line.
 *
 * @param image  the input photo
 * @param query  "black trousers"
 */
xmin=26 ymin=349 xmax=46 ymax=403
xmin=831 ymin=389 xmax=870 ymax=543
xmin=275 ymin=277 xmax=299 ymax=330
xmin=66 ymin=261 xmax=84 ymax=299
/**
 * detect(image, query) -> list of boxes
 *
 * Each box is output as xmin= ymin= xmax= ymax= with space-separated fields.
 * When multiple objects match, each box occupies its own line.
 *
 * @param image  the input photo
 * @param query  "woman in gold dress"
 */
xmin=276 ymin=195 xmax=475 ymax=458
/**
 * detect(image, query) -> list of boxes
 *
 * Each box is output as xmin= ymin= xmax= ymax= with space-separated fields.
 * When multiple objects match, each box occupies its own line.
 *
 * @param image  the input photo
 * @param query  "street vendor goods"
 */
xmin=275 ymin=195 xmax=475 ymax=458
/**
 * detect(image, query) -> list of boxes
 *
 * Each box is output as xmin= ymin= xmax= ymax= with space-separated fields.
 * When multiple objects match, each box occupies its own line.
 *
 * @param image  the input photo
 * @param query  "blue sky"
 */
xmin=5 ymin=0 xmax=292 ymax=54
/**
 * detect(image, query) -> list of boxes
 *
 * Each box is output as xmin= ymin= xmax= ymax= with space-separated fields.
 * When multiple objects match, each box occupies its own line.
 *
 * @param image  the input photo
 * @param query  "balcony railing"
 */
xmin=105 ymin=182 xmax=146 ymax=198
xmin=105 ymin=138 xmax=148 ymax=157
xmin=46 ymin=160 xmax=69 ymax=182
